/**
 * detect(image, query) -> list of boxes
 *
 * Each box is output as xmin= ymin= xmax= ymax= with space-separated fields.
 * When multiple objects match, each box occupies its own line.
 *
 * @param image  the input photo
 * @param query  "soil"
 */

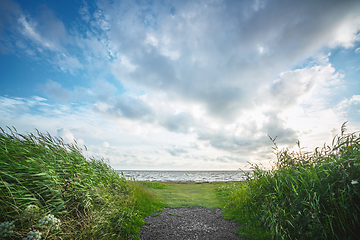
xmin=138 ymin=206 xmax=249 ymax=240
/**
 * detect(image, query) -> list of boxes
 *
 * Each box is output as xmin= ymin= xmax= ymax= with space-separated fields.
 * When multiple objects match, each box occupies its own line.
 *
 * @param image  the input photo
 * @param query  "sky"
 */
xmin=0 ymin=0 xmax=360 ymax=170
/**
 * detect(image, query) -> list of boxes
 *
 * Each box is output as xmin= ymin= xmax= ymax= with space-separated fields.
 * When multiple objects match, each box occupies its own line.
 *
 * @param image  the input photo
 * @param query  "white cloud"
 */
xmin=57 ymin=128 xmax=75 ymax=144
xmin=337 ymin=95 xmax=360 ymax=110
xmin=327 ymin=12 xmax=360 ymax=48
xmin=350 ymin=95 xmax=360 ymax=104
xmin=55 ymin=54 xmax=83 ymax=74
xmin=17 ymin=5 xmax=68 ymax=52
xmin=2 ymin=0 xmax=360 ymax=170
xmin=39 ymin=80 xmax=73 ymax=102
xmin=18 ymin=15 xmax=54 ymax=50
xmin=93 ymin=93 xmax=154 ymax=121
xmin=265 ymin=64 xmax=342 ymax=108
xmin=77 ymin=138 xmax=85 ymax=146
xmin=166 ymin=145 xmax=188 ymax=157
xmin=104 ymin=0 xmax=360 ymax=124
xmin=118 ymin=55 xmax=137 ymax=73
xmin=79 ymin=0 xmax=90 ymax=22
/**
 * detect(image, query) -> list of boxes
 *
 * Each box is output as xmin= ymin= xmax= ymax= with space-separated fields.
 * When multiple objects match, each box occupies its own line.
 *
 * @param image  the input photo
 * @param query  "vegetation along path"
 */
xmin=3 ymin=126 xmax=359 ymax=239
xmin=138 ymin=182 xmax=249 ymax=240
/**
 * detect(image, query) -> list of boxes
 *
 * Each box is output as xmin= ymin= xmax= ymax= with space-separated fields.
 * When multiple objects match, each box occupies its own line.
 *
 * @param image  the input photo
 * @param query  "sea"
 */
xmin=115 ymin=170 xmax=249 ymax=182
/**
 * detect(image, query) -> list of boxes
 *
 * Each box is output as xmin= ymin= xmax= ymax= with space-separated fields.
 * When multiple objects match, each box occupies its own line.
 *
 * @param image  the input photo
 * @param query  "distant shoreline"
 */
xmin=117 ymin=170 xmax=248 ymax=182
xmin=137 ymin=180 xmax=244 ymax=183
xmin=115 ymin=170 xmax=248 ymax=172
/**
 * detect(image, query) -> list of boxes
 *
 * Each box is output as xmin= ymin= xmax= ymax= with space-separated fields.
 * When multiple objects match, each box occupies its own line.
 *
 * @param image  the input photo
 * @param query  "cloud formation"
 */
xmin=1 ymin=0 xmax=360 ymax=169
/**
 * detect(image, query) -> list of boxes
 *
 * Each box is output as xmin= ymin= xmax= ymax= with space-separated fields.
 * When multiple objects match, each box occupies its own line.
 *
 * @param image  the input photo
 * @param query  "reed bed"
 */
xmin=0 ymin=127 xmax=162 ymax=239
xmin=219 ymin=123 xmax=360 ymax=240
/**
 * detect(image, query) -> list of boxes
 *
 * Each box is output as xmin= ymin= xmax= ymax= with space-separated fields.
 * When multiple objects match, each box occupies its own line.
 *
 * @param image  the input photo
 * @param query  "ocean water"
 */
xmin=116 ymin=170 xmax=248 ymax=182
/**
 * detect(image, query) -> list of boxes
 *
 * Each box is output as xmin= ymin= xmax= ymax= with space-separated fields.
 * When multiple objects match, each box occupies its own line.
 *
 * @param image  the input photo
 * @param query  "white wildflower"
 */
xmin=24 ymin=205 xmax=40 ymax=217
xmin=0 ymin=221 xmax=15 ymax=237
xmin=38 ymin=214 xmax=61 ymax=232
xmin=23 ymin=230 xmax=42 ymax=240
xmin=351 ymin=180 xmax=358 ymax=185
xmin=25 ymin=205 xmax=39 ymax=212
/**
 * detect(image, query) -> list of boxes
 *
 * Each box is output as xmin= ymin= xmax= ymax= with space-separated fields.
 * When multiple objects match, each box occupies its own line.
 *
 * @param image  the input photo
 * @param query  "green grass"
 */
xmin=5 ymin=124 xmax=358 ymax=240
xmin=221 ymin=123 xmax=360 ymax=240
xmin=0 ymin=127 xmax=162 ymax=239
xmin=139 ymin=181 xmax=239 ymax=208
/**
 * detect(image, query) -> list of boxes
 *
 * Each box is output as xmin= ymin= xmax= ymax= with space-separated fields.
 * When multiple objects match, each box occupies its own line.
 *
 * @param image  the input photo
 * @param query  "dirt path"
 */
xmin=139 ymin=206 xmax=249 ymax=240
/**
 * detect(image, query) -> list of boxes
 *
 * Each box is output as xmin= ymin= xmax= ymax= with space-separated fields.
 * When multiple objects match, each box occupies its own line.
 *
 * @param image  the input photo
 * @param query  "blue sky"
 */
xmin=1 ymin=0 xmax=360 ymax=170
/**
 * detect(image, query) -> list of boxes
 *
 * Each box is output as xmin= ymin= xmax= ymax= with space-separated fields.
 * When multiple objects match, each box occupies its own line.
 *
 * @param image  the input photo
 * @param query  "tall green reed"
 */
xmin=0 ymin=127 xmax=162 ymax=239
xmin=222 ymin=123 xmax=360 ymax=240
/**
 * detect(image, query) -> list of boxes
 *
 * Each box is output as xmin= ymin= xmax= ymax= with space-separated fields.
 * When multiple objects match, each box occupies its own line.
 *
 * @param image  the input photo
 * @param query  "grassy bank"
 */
xmin=220 ymin=124 xmax=360 ymax=240
xmin=0 ymin=128 xmax=163 ymax=240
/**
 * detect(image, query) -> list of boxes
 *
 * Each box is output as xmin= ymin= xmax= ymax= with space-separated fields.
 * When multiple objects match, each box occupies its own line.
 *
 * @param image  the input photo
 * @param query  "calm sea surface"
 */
xmin=115 ymin=170 xmax=248 ymax=182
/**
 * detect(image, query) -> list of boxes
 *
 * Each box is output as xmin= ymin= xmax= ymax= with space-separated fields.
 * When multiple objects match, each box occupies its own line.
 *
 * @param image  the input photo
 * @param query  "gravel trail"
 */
xmin=139 ymin=206 xmax=249 ymax=240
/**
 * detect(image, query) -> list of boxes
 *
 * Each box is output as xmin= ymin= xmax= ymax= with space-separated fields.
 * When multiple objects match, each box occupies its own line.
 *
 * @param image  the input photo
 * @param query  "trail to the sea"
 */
xmin=139 ymin=206 xmax=249 ymax=240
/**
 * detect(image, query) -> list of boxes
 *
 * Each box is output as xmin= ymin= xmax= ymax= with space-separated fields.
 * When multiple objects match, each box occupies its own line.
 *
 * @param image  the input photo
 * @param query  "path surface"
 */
xmin=139 ymin=206 xmax=249 ymax=240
